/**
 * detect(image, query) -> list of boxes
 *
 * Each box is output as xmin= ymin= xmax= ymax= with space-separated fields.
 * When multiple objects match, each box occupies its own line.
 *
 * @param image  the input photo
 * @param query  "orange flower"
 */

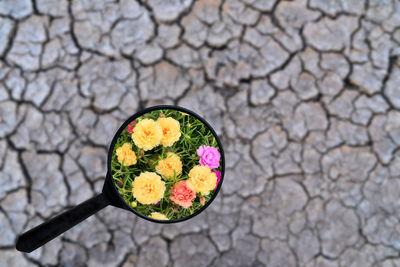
xmin=132 ymin=119 xmax=162 ymax=151
xmin=115 ymin=143 xmax=137 ymax=166
xmin=169 ymin=180 xmax=196 ymax=209
xmin=132 ymin=172 xmax=165 ymax=204
xmin=155 ymin=152 xmax=182 ymax=179
xmin=157 ymin=117 xmax=181 ymax=147
xmin=149 ymin=212 xmax=168 ymax=220
xmin=187 ymin=165 xmax=217 ymax=196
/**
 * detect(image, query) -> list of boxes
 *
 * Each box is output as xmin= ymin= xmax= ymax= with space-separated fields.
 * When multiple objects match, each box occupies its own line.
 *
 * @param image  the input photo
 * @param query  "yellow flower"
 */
xmin=132 ymin=172 xmax=165 ymax=204
xmin=155 ymin=152 xmax=182 ymax=179
xmin=187 ymin=165 xmax=217 ymax=196
xmin=157 ymin=117 xmax=181 ymax=147
xmin=149 ymin=212 xmax=168 ymax=220
xmin=115 ymin=143 xmax=137 ymax=166
xmin=132 ymin=119 xmax=163 ymax=151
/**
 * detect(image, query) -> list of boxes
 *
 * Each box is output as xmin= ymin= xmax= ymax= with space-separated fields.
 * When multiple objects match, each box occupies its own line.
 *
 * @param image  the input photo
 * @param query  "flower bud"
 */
xmin=200 ymin=197 xmax=205 ymax=206
xmin=137 ymin=149 xmax=144 ymax=159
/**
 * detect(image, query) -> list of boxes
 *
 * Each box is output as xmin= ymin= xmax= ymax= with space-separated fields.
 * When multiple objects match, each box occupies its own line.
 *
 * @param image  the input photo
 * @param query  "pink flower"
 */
xmin=169 ymin=180 xmax=196 ymax=208
xmin=197 ymin=145 xmax=220 ymax=169
xmin=212 ymin=170 xmax=221 ymax=191
xmin=126 ymin=120 xmax=137 ymax=134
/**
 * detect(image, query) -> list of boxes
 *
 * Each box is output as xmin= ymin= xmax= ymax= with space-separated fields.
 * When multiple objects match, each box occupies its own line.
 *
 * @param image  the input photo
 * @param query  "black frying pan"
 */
xmin=16 ymin=105 xmax=225 ymax=253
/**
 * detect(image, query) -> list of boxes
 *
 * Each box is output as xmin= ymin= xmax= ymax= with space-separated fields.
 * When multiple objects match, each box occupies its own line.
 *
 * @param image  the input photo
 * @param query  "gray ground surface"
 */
xmin=1 ymin=0 xmax=400 ymax=266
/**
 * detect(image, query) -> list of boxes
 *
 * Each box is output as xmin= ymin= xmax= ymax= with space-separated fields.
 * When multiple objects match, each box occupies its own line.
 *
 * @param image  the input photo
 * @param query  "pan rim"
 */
xmin=106 ymin=105 xmax=225 ymax=224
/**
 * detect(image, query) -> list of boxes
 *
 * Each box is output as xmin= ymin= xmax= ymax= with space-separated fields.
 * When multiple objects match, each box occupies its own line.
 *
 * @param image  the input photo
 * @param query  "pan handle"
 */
xmin=16 ymin=193 xmax=110 ymax=253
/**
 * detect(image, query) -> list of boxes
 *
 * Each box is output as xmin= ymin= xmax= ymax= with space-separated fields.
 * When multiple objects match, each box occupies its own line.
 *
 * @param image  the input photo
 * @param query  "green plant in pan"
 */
xmin=111 ymin=109 xmax=221 ymax=221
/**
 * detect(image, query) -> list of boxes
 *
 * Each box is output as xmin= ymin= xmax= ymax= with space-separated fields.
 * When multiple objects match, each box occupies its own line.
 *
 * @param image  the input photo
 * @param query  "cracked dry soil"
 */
xmin=1 ymin=0 xmax=400 ymax=266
